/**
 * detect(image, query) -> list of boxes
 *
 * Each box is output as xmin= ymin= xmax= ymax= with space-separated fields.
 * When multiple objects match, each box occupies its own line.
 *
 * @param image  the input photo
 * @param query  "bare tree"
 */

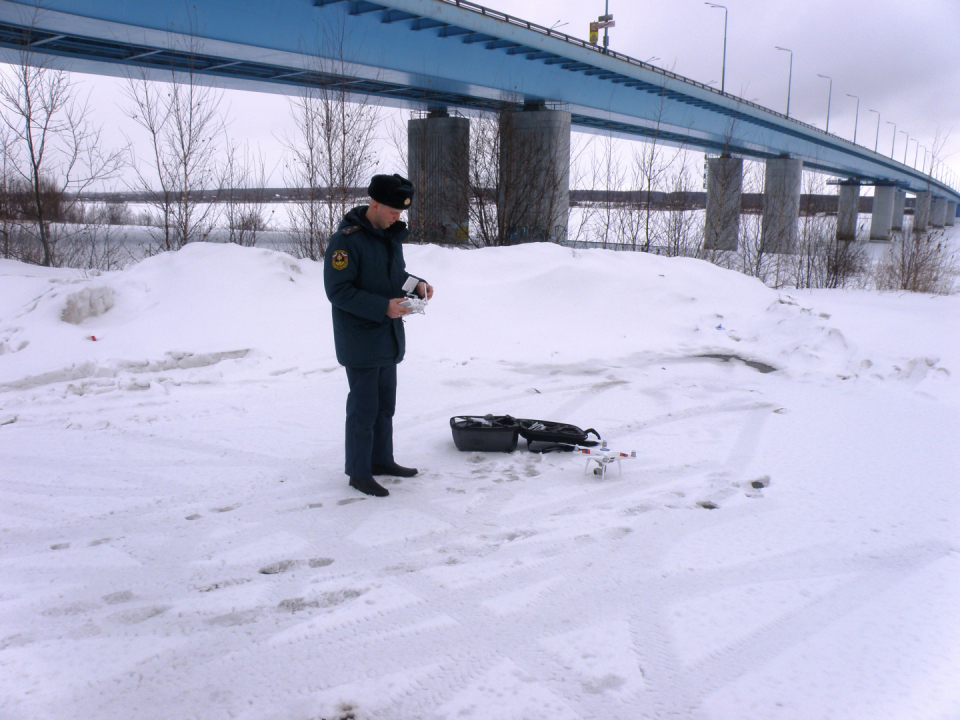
xmin=876 ymin=226 xmax=957 ymax=294
xmin=282 ymin=18 xmax=381 ymax=260
xmin=54 ymin=202 xmax=131 ymax=271
xmin=587 ymin=132 xmax=627 ymax=249
xmin=221 ymin=139 xmax=270 ymax=246
xmin=122 ymin=34 xmax=226 ymax=253
xmin=283 ymin=88 xmax=329 ymax=261
xmin=0 ymin=125 xmax=18 ymax=260
xmin=0 ymin=16 xmax=125 ymax=267
xmin=565 ymin=131 xmax=594 ymax=247
xmin=632 ymin=80 xmax=688 ymax=252
xmin=462 ymin=109 xmax=501 ymax=247
xmin=659 ymin=158 xmax=703 ymax=257
xmin=788 ymin=173 xmax=867 ymax=289
xmin=869 ymin=128 xmax=958 ymax=294
xmin=926 ymin=127 xmax=953 ymax=185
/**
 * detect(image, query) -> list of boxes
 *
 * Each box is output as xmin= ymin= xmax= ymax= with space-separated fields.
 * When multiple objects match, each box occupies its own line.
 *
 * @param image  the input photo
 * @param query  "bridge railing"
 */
xmin=435 ymin=0 xmax=881 ymax=158
xmin=438 ymin=1 xmax=778 ymax=112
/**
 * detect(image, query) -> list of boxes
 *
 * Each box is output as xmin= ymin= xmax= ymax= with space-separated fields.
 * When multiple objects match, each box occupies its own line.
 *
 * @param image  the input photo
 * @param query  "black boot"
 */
xmin=371 ymin=461 xmax=418 ymax=478
xmin=349 ymin=476 xmax=390 ymax=497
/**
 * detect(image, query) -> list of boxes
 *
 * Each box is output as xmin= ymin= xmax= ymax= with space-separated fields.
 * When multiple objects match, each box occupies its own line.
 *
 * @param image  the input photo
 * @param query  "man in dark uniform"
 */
xmin=323 ymin=174 xmax=434 ymax=497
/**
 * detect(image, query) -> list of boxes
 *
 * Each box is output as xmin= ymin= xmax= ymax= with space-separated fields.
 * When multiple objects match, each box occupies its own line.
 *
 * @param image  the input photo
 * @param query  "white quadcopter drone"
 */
xmin=575 ymin=440 xmax=636 ymax=479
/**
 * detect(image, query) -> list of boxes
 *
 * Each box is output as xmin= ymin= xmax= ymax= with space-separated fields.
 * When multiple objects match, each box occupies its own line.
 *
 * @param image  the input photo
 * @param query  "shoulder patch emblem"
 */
xmin=332 ymin=250 xmax=348 ymax=271
xmin=342 ymin=225 xmax=360 ymax=235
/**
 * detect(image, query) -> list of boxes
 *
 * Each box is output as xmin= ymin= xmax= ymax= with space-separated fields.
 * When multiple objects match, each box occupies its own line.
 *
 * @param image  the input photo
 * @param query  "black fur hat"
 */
xmin=368 ymin=174 xmax=414 ymax=210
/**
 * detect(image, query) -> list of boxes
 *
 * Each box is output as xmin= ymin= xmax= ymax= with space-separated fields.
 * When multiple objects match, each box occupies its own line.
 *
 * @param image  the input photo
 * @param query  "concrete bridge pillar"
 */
xmin=914 ymin=191 xmax=932 ymax=231
xmin=946 ymin=201 xmax=957 ymax=227
xmin=408 ymin=111 xmax=470 ymax=243
xmin=891 ymin=189 xmax=906 ymax=231
xmin=836 ymin=181 xmax=859 ymax=241
xmin=870 ymin=185 xmax=896 ymax=241
xmin=761 ymin=157 xmax=803 ymax=253
xmin=499 ymin=106 xmax=571 ymax=243
xmin=704 ymin=156 xmax=742 ymax=251
xmin=930 ymin=196 xmax=947 ymax=228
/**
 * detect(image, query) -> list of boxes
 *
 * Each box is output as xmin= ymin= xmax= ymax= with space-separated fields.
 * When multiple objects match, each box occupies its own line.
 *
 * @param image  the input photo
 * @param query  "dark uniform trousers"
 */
xmin=344 ymin=363 xmax=397 ymax=478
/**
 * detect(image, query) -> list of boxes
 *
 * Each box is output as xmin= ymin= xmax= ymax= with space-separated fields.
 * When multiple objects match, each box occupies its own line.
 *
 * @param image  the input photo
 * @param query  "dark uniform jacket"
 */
xmin=323 ymin=206 xmax=423 ymax=368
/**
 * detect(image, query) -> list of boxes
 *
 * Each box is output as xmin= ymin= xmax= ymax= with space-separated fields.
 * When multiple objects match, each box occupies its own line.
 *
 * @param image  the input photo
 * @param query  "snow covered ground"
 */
xmin=1 ymin=236 xmax=958 ymax=720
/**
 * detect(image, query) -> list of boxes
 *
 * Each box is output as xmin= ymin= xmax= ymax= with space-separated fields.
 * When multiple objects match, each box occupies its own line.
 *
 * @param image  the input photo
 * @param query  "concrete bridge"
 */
xmin=1 ymin=0 xmax=956 ymax=247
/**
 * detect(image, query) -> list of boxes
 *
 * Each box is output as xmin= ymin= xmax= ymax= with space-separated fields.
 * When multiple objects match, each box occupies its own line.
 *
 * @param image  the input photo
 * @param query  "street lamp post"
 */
xmin=868 ymin=109 xmax=880 ymax=152
xmin=817 ymin=74 xmax=832 ymax=133
xmin=705 ymin=3 xmax=727 ymax=94
xmin=916 ymin=144 xmax=924 ymax=169
xmin=846 ymin=94 xmax=859 ymax=144
xmin=775 ymin=46 xmax=793 ymax=117
xmin=900 ymin=131 xmax=909 ymax=165
xmin=886 ymin=121 xmax=896 ymax=158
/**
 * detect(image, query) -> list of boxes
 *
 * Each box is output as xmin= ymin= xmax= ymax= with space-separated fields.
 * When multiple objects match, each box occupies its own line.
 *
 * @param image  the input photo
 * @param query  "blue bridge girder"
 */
xmin=0 ymin=0 xmax=956 ymax=202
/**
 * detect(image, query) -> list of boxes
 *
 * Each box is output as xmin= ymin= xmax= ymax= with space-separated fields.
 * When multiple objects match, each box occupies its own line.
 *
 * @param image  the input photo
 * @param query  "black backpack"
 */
xmin=516 ymin=419 xmax=601 ymax=453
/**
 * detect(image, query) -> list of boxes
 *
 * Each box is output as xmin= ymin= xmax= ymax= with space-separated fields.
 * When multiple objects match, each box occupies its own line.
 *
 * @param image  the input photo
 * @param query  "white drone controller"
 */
xmin=399 ymin=276 xmax=428 ymax=314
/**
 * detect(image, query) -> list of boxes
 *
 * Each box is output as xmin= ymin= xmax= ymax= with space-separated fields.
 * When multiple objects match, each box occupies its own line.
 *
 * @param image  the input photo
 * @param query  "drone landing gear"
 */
xmin=586 ymin=456 xmax=622 ymax=479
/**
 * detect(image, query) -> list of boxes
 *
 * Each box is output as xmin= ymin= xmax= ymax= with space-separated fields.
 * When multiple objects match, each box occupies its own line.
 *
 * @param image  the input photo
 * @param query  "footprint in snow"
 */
xmin=207 ymin=609 xmax=260 ymax=626
xmin=109 ymin=606 xmax=169 ymax=624
xmin=745 ymin=475 xmax=771 ymax=498
xmin=197 ymin=579 xmax=251 ymax=593
xmin=259 ymin=558 xmax=334 ymax=574
xmin=102 ymin=590 xmax=135 ymax=605
xmin=277 ymin=589 xmax=362 ymax=613
xmin=259 ymin=559 xmax=298 ymax=575
xmin=750 ymin=475 xmax=771 ymax=489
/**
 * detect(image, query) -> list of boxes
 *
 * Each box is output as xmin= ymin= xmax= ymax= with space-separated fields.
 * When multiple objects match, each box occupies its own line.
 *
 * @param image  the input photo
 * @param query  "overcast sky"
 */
xmin=520 ymin=0 xmax=960 ymax=168
xmin=69 ymin=0 xmax=960 ymax=188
